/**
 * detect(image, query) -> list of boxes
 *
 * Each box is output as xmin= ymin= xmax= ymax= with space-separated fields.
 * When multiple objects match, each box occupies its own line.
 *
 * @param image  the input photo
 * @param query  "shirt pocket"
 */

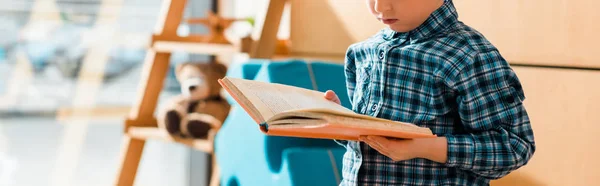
xmin=464 ymin=85 xmax=525 ymax=129
xmin=498 ymin=85 xmax=526 ymax=124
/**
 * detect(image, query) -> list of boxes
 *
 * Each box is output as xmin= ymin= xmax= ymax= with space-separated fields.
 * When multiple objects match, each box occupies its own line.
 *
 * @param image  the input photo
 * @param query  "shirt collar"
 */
xmin=384 ymin=0 xmax=458 ymax=41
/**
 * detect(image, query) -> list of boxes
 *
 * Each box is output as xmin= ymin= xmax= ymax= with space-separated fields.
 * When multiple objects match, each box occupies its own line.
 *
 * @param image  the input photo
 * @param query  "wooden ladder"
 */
xmin=113 ymin=0 xmax=289 ymax=185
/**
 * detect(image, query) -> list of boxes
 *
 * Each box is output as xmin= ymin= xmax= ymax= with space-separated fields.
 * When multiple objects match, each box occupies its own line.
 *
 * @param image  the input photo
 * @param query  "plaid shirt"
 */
xmin=338 ymin=1 xmax=535 ymax=185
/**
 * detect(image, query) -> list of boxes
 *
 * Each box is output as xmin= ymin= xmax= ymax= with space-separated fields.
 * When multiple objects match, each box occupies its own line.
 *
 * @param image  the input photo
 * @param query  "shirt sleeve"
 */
xmin=334 ymin=46 xmax=357 ymax=147
xmin=444 ymin=50 xmax=536 ymax=179
xmin=344 ymin=46 xmax=357 ymax=105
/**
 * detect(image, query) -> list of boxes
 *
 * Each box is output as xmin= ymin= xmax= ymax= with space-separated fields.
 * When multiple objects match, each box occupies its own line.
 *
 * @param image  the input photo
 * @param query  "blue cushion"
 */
xmin=252 ymin=59 xmax=314 ymax=90
xmin=279 ymin=147 xmax=345 ymax=186
xmin=310 ymin=62 xmax=352 ymax=109
xmin=225 ymin=59 xmax=267 ymax=80
xmin=216 ymin=59 xmax=344 ymax=186
xmin=253 ymin=59 xmax=338 ymax=172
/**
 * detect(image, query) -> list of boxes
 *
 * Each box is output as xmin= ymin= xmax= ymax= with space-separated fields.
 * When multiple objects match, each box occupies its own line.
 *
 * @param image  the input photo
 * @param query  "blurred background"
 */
xmin=0 ymin=0 xmax=258 ymax=186
xmin=1 ymin=0 xmax=599 ymax=186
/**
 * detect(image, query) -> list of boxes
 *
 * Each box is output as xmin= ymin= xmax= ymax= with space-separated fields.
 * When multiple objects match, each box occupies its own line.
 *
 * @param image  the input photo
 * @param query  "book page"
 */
xmin=268 ymin=111 xmax=431 ymax=134
xmin=321 ymin=114 xmax=431 ymax=133
xmin=224 ymin=77 xmax=356 ymax=121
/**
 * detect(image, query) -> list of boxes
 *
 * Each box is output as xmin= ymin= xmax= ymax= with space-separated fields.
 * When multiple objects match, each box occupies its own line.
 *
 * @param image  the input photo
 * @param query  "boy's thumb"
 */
xmin=325 ymin=90 xmax=335 ymax=99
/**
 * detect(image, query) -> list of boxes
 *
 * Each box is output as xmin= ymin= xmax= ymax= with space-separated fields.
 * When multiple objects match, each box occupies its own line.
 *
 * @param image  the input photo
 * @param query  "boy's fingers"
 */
xmin=324 ymin=90 xmax=333 ymax=99
xmin=364 ymin=139 xmax=402 ymax=161
xmin=365 ymin=140 xmax=392 ymax=156
xmin=324 ymin=90 xmax=341 ymax=104
xmin=367 ymin=136 xmax=389 ymax=147
xmin=364 ymin=137 xmax=387 ymax=151
xmin=359 ymin=135 xmax=367 ymax=141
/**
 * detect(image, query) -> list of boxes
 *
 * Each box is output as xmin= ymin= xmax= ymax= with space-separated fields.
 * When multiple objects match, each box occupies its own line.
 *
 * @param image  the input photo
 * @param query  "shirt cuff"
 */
xmin=444 ymin=134 xmax=476 ymax=169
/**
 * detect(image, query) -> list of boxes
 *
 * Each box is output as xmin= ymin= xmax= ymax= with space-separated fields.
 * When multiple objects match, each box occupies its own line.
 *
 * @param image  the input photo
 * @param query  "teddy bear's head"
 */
xmin=176 ymin=62 xmax=227 ymax=101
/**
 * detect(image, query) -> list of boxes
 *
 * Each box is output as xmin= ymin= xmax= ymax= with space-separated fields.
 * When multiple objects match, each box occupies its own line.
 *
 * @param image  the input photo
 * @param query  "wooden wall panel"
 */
xmin=490 ymin=67 xmax=600 ymax=186
xmin=291 ymin=0 xmax=600 ymax=68
xmin=290 ymin=1 xmax=600 ymax=185
xmin=290 ymin=0 xmax=383 ymax=56
xmin=454 ymin=0 xmax=600 ymax=68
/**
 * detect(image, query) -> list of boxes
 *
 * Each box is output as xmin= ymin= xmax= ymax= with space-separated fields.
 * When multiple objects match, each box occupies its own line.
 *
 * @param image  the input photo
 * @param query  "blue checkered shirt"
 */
xmin=337 ymin=1 xmax=536 ymax=185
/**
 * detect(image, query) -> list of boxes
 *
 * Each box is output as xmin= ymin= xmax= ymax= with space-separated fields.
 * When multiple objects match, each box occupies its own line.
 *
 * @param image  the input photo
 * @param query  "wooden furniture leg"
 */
xmin=114 ymin=51 xmax=170 ymax=186
xmin=250 ymin=0 xmax=288 ymax=59
xmin=209 ymin=154 xmax=220 ymax=186
xmin=114 ymin=0 xmax=289 ymax=185
xmin=115 ymin=137 xmax=146 ymax=186
xmin=125 ymin=51 xmax=171 ymax=127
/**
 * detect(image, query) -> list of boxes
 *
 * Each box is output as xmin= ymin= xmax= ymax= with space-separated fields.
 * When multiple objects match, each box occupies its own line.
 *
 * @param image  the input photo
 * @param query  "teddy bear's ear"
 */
xmin=176 ymin=63 xmax=188 ymax=74
xmin=211 ymin=62 xmax=228 ymax=77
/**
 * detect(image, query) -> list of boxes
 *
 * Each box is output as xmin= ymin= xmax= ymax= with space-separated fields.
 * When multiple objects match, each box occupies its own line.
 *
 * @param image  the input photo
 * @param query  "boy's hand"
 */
xmin=360 ymin=136 xmax=418 ymax=161
xmin=360 ymin=136 xmax=448 ymax=163
xmin=324 ymin=90 xmax=449 ymax=163
xmin=324 ymin=90 xmax=341 ymax=105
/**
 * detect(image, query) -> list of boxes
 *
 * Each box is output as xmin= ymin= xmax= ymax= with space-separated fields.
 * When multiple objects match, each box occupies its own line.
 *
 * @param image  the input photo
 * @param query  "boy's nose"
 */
xmin=374 ymin=0 xmax=392 ymax=13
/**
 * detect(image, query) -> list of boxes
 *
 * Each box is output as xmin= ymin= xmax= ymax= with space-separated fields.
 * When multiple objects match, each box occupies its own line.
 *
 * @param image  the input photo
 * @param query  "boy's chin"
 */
xmin=388 ymin=24 xmax=420 ymax=33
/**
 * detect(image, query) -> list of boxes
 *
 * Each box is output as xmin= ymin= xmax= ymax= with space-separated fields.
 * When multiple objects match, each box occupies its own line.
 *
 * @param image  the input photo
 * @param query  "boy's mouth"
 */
xmin=379 ymin=18 xmax=398 ymax=25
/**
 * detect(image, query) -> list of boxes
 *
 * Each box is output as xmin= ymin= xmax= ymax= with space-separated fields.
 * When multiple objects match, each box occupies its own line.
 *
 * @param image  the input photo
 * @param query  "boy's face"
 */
xmin=367 ymin=0 xmax=444 ymax=32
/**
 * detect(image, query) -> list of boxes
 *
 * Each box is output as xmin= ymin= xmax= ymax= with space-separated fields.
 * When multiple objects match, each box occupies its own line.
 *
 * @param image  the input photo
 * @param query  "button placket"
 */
xmin=370 ymin=46 xmax=387 ymax=117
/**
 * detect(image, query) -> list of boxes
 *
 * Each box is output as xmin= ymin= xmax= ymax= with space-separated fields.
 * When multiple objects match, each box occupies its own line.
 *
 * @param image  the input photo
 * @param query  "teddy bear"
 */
xmin=158 ymin=61 xmax=231 ymax=139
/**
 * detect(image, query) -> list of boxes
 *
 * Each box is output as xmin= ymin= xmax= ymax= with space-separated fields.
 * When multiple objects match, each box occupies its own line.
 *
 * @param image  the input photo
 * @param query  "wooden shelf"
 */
xmin=56 ymin=106 xmax=131 ymax=120
xmin=116 ymin=0 xmax=286 ymax=185
xmin=127 ymin=127 xmax=213 ymax=152
xmin=152 ymin=41 xmax=240 ymax=55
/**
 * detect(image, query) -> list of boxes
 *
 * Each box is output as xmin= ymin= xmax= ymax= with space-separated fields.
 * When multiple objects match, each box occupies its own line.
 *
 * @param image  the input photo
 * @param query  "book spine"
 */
xmin=259 ymin=122 xmax=269 ymax=133
xmin=218 ymin=78 xmax=262 ymax=124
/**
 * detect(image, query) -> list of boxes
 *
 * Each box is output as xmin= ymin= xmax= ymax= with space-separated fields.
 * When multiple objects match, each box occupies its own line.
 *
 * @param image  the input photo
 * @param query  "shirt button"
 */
xmin=505 ymin=95 xmax=515 ymax=103
xmin=371 ymin=104 xmax=377 ymax=112
xmin=379 ymin=51 xmax=385 ymax=59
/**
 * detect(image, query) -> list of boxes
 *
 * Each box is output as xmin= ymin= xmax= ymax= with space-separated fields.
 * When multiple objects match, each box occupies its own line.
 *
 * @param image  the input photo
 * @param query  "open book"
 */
xmin=218 ymin=77 xmax=436 ymax=141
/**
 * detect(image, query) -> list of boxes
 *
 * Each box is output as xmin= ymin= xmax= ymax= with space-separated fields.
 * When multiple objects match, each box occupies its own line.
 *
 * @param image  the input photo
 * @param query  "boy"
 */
xmin=324 ymin=0 xmax=536 ymax=185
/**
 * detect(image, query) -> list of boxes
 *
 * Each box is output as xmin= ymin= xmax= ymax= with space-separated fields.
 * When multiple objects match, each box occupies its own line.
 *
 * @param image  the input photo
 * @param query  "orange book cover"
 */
xmin=218 ymin=77 xmax=436 ymax=141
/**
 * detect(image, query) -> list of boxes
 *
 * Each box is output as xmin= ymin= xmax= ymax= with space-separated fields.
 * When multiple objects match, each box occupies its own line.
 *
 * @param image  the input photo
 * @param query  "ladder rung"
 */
xmin=127 ymin=126 xmax=213 ymax=152
xmin=152 ymin=41 xmax=240 ymax=55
